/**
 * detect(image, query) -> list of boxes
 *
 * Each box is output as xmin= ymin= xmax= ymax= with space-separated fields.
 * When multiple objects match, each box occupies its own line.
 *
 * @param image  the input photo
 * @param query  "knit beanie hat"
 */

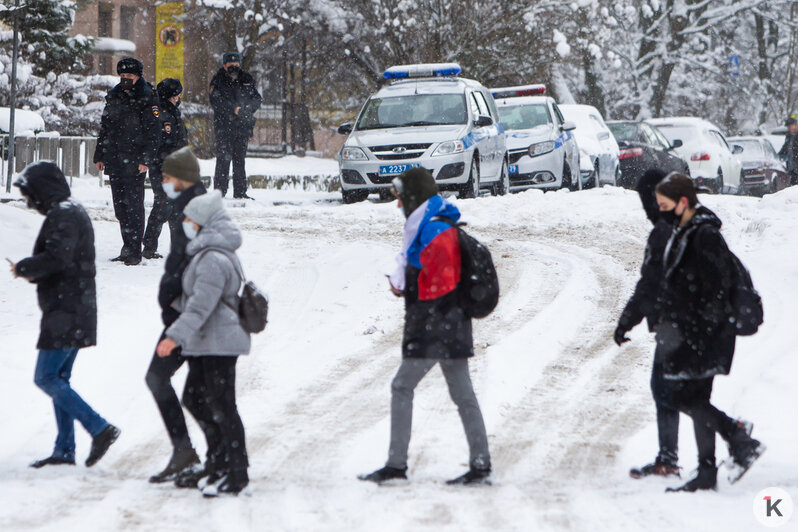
xmin=184 ymin=190 xmax=223 ymax=227
xmin=223 ymin=51 xmax=242 ymax=64
xmin=393 ymin=167 xmax=439 ymax=217
xmin=117 ymin=57 xmax=143 ymax=76
xmin=162 ymin=146 xmax=201 ymax=183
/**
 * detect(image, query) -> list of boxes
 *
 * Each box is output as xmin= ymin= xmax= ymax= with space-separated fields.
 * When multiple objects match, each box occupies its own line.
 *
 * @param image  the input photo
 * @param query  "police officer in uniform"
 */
xmin=143 ymin=78 xmax=188 ymax=259
xmin=778 ymin=113 xmax=798 ymax=186
xmin=94 ymin=57 xmax=161 ymax=265
xmin=209 ymin=52 xmax=262 ymax=199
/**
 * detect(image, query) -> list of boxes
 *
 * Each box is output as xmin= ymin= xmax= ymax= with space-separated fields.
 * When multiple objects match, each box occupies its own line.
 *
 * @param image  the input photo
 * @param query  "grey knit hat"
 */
xmin=184 ymin=190 xmax=223 ymax=226
xmin=162 ymin=146 xmax=201 ymax=183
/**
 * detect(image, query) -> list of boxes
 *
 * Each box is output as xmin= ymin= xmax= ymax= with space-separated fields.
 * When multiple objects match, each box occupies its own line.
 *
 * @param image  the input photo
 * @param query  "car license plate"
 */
xmin=379 ymin=163 xmax=420 ymax=175
xmin=509 ymin=164 xmax=519 ymax=174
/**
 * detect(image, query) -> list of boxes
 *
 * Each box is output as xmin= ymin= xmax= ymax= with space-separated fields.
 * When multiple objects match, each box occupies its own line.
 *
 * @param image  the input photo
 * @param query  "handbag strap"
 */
xmin=198 ymin=246 xmax=247 ymax=283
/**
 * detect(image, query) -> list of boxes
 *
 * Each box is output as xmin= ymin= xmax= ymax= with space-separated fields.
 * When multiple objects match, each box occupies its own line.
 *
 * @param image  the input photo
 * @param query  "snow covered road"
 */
xmin=1 ymin=181 xmax=797 ymax=531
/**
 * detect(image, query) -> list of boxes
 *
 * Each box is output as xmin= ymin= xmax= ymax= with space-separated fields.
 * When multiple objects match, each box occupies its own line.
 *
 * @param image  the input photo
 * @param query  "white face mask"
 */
xmin=182 ymin=221 xmax=198 ymax=240
xmin=163 ymin=181 xmax=181 ymax=199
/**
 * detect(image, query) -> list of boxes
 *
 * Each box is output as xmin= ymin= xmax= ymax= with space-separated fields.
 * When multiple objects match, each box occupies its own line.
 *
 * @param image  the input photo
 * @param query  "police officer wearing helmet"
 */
xmin=142 ymin=78 xmax=189 ymax=259
xmin=778 ymin=113 xmax=798 ymax=186
xmin=93 ymin=57 xmax=162 ymax=265
xmin=209 ymin=51 xmax=262 ymax=199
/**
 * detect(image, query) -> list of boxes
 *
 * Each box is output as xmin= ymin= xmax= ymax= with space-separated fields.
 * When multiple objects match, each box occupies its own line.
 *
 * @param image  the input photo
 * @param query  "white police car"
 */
xmin=491 ymin=85 xmax=580 ymax=191
xmin=336 ymin=63 xmax=509 ymax=203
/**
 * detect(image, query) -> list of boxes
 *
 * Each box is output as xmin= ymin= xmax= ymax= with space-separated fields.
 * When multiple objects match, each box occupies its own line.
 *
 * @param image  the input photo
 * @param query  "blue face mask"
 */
xmin=182 ymin=221 xmax=198 ymax=240
xmin=163 ymin=181 xmax=181 ymax=199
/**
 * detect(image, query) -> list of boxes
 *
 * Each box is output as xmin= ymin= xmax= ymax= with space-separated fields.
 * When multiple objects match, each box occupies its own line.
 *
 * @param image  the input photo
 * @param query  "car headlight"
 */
xmin=432 ymin=140 xmax=466 ymax=157
xmin=341 ymin=146 xmax=368 ymax=161
xmin=528 ymin=140 xmax=555 ymax=157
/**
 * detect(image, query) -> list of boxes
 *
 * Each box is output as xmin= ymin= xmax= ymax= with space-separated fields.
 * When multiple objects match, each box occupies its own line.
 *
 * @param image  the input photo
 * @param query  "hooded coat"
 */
xmin=14 ymin=163 xmax=97 ymax=350
xmin=656 ymin=206 xmax=736 ymax=379
xmin=209 ymin=68 xmax=262 ymax=140
xmin=165 ymin=208 xmax=250 ymax=356
xmin=93 ymin=77 xmax=162 ymax=175
xmin=402 ymin=195 xmax=473 ymax=359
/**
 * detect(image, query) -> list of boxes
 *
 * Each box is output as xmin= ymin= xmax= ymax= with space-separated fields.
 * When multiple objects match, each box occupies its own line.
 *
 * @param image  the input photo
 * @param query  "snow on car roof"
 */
xmin=494 ymin=95 xmax=551 ymax=107
xmin=648 ymin=116 xmax=721 ymax=129
xmin=376 ymin=77 xmax=482 ymax=98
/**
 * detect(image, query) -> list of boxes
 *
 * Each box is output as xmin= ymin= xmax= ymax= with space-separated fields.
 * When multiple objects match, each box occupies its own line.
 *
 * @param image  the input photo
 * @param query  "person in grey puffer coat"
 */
xmin=156 ymin=190 xmax=250 ymax=496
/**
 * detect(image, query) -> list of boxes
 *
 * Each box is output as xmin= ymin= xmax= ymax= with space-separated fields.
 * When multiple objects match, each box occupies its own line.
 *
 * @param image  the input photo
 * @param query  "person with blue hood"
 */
xmin=358 ymin=168 xmax=491 ymax=486
xmin=10 ymin=161 xmax=120 ymax=470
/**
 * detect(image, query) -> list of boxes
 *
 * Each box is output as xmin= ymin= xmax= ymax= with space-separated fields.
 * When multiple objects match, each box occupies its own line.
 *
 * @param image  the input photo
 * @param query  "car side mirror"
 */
xmin=617 ymin=140 xmax=629 ymax=149
xmin=474 ymin=115 xmax=493 ymax=128
xmin=668 ymin=138 xmax=683 ymax=150
xmin=337 ymin=122 xmax=353 ymax=135
xmin=732 ymin=144 xmax=744 ymax=154
xmin=561 ymin=121 xmax=576 ymax=132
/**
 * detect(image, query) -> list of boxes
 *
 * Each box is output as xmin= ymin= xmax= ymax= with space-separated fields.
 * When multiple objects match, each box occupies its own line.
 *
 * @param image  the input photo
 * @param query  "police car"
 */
xmin=491 ymin=85 xmax=580 ymax=191
xmin=336 ymin=63 xmax=509 ymax=203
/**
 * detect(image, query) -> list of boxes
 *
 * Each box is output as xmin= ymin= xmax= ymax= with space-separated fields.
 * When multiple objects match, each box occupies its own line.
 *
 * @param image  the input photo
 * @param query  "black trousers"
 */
xmin=670 ymin=376 xmax=738 ymax=467
xmin=143 ymin=167 xmax=172 ymax=253
xmin=109 ymin=173 xmax=146 ymax=258
xmin=182 ymin=356 xmax=248 ymax=474
xmin=651 ymin=360 xmax=680 ymax=464
xmin=213 ymin=132 xmax=248 ymax=197
xmin=145 ymin=331 xmax=191 ymax=452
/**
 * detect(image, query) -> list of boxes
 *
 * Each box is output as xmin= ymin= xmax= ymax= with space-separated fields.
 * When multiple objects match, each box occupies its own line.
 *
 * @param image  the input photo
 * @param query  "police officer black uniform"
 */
xmin=209 ymin=52 xmax=262 ymax=198
xmin=142 ymin=78 xmax=188 ymax=259
xmin=778 ymin=114 xmax=798 ymax=186
xmin=93 ymin=57 xmax=162 ymax=265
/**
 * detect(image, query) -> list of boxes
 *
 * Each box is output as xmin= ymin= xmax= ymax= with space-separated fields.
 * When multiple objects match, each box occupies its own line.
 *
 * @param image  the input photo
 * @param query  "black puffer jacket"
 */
xmin=93 ymin=77 xmax=162 ymax=174
xmin=656 ymin=206 xmax=736 ymax=379
xmin=209 ymin=68 xmax=262 ymax=139
xmin=158 ymin=182 xmax=207 ymax=326
xmin=14 ymin=162 xmax=97 ymax=350
xmin=157 ymin=99 xmax=188 ymax=163
xmin=778 ymin=131 xmax=798 ymax=175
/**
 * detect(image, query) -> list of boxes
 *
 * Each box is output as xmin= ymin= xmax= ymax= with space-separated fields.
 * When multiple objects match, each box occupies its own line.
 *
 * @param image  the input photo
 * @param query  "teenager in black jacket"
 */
xmin=654 ymin=173 xmax=764 ymax=492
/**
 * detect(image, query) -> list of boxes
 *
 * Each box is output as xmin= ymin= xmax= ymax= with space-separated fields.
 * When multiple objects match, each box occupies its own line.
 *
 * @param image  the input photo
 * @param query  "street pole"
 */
xmin=5 ymin=0 xmax=20 ymax=192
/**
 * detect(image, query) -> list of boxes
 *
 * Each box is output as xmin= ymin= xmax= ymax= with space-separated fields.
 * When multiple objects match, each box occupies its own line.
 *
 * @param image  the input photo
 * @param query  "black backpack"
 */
xmin=201 ymin=248 xmax=269 ymax=334
xmin=728 ymin=251 xmax=763 ymax=336
xmin=437 ymin=219 xmax=499 ymax=319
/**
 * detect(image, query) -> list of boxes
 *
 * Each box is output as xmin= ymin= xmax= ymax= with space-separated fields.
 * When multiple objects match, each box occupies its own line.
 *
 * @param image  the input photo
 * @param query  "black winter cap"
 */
xmin=117 ymin=57 xmax=143 ymax=76
xmin=636 ymin=168 xmax=667 ymax=224
xmin=14 ymin=161 xmax=71 ymax=215
xmin=394 ymin=167 xmax=439 ymax=217
xmin=223 ymin=52 xmax=241 ymax=64
xmin=157 ymin=78 xmax=183 ymax=100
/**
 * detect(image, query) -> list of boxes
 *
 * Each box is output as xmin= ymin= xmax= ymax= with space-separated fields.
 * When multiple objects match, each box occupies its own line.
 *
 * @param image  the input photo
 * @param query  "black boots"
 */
xmin=357 ymin=466 xmax=408 ymax=484
xmin=666 ymin=462 xmax=717 ymax=492
xmin=30 ymin=456 xmax=76 ymax=468
xmin=727 ymin=432 xmax=765 ymax=484
xmin=446 ymin=467 xmax=492 ymax=486
xmin=149 ymin=447 xmax=201 ymax=483
xmin=630 ymin=457 xmax=682 ymax=479
xmin=85 ymin=425 xmax=121 ymax=467
xmin=202 ymin=469 xmax=249 ymax=497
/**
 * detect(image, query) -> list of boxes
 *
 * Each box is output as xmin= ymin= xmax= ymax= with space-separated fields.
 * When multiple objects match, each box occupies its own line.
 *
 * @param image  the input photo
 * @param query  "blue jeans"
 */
xmin=34 ymin=348 xmax=109 ymax=460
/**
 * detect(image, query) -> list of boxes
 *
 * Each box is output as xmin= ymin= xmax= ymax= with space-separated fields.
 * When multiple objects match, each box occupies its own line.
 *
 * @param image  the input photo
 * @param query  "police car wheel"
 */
xmin=493 ymin=160 xmax=509 ymax=196
xmin=561 ymin=160 xmax=573 ymax=190
xmin=460 ymin=158 xmax=480 ymax=199
xmin=342 ymin=189 xmax=369 ymax=204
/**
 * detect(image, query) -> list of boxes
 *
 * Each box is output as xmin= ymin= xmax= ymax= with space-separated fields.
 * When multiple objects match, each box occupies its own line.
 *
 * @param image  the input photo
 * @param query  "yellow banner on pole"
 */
xmin=155 ymin=2 xmax=184 ymax=85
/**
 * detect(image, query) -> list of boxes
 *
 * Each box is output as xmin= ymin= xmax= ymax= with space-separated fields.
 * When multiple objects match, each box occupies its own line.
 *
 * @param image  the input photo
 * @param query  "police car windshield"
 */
xmin=356 ymin=94 xmax=467 ymax=130
xmin=497 ymin=104 xmax=550 ymax=130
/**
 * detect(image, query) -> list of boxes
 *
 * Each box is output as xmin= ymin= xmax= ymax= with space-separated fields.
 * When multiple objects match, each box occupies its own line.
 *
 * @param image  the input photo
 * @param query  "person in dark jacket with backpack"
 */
xmin=358 ymin=168 xmax=491 ymax=486
xmin=615 ymin=169 xmax=682 ymax=480
xmin=144 ymin=146 xmax=206 ymax=483
xmin=209 ymin=52 xmax=262 ymax=199
xmin=142 ymin=78 xmax=188 ymax=259
xmin=654 ymin=173 xmax=764 ymax=492
xmin=11 ymin=162 xmax=120 ymax=469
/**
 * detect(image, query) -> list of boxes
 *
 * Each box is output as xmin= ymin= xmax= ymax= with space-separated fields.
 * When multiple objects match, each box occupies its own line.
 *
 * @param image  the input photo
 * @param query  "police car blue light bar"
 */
xmin=383 ymin=63 xmax=462 ymax=80
xmin=491 ymin=84 xmax=546 ymax=98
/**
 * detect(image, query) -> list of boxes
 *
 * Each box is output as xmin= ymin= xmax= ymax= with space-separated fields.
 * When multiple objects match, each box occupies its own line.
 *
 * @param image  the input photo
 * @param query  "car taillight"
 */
xmin=691 ymin=153 xmax=711 ymax=161
xmin=619 ymin=148 xmax=643 ymax=159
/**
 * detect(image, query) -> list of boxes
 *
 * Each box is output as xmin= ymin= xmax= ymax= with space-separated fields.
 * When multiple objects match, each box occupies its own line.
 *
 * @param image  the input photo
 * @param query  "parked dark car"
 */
xmin=727 ymin=136 xmax=790 ymax=196
xmin=606 ymin=121 xmax=690 ymax=188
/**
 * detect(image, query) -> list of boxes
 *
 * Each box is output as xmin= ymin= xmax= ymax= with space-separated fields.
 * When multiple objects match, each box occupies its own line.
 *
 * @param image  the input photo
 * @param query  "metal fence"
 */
xmin=1 ymin=135 xmax=100 ymax=186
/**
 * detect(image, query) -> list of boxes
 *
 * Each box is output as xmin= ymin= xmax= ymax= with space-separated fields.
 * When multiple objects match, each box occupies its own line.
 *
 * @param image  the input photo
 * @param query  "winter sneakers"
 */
xmin=357 ymin=466 xmax=408 ymax=484
xmin=201 ymin=470 xmax=249 ymax=497
xmin=174 ymin=463 xmax=211 ymax=489
xmin=666 ymin=463 xmax=717 ymax=492
xmin=629 ymin=458 xmax=682 ymax=479
xmin=726 ymin=438 xmax=766 ymax=484
xmin=446 ymin=467 xmax=492 ymax=486
xmin=149 ymin=448 xmax=201 ymax=483
xmin=85 ymin=424 xmax=121 ymax=467
xmin=30 ymin=456 xmax=76 ymax=468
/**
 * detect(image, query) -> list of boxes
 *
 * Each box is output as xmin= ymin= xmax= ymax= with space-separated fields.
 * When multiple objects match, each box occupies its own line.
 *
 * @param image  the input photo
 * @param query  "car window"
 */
xmin=356 ymin=93 xmax=468 ymax=130
xmin=481 ymin=91 xmax=500 ymax=120
xmin=469 ymin=93 xmax=481 ymax=119
xmin=640 ymin=124 xmax=661 ymax=147
xmin=497 ymin=104 xmax=551 ymax=130
xmin=654 ymin=125 xmax=697 ymax=144
xmin=734 ymin=140 xmax=764 ymax=160
xmin=651 ymin=127 xmax=672 ymax=149
xmin=551 ymin=103 xmax=565 ymax=126
xmin=607 ymin=123 xmax=637 ymax=142
xmin=763 ymin=139 xmax=779 ymax=158
xmin=711 ymin=130 xmax=731 ymax=151
xmin=472 ymin=91 xmax=490 ymax=117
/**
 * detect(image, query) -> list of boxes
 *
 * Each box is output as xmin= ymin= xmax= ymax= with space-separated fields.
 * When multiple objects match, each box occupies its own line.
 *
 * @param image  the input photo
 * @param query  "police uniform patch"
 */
xmin=152 ymin=106 xmax=160 ymax=118
xmin=164 ymin=122 xmax=172 ymax=134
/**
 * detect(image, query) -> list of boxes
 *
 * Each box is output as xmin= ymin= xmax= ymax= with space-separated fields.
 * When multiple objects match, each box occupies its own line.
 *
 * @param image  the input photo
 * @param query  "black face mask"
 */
xmin=659 ymin=208 xmax=680 ymax=226
xmin=119 ymin=77 xmax=135 ymax=90
xmin=227 ymin=65 xmax=241 ymax=77
xmin=174 ymin=97 xmax=181 ymax=107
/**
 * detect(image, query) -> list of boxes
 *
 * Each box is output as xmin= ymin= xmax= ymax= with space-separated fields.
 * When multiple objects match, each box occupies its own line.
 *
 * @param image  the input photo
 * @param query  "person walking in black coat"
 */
xmin=209 ymin=52 xmax=262 ymax=199
xmin=359 ymin=168 xmax=491 ymax=486
xmin=654 ymin=173 xmax=764 ymax=492
xmin=10 ymin=162 xmax=120 ymax=469
xmin=144 ymin=146 xmax=207 ymax=483
xmin=93 ymin=57 xmax=162 ymax=266
xmin=142 ymin=78 xmax=189 ymax=259
xmin=777 ymin=114 xmax=798 ymax=186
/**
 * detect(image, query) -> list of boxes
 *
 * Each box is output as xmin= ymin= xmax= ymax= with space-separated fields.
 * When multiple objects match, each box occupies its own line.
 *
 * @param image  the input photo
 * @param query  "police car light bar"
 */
xmin=383 ymin=63 xmax=462 ymax=80
xmin=491 ymin=84 xmax=546 ymax=98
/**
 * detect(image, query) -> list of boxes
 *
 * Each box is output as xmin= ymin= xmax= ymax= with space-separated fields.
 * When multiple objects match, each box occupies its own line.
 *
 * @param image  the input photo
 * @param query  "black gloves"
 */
xmin=613 ymin=325 xmax=631 ymax=346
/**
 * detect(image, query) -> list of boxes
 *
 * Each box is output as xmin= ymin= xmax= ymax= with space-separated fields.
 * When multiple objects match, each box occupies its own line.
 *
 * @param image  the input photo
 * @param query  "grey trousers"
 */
xmin=387 ymin=358 xmax=491 ymax=470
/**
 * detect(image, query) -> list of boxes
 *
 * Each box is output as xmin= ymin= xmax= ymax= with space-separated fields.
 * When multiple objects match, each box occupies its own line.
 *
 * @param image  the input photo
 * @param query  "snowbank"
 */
xmin=0 ymin=107 xmax=45 ymax=134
